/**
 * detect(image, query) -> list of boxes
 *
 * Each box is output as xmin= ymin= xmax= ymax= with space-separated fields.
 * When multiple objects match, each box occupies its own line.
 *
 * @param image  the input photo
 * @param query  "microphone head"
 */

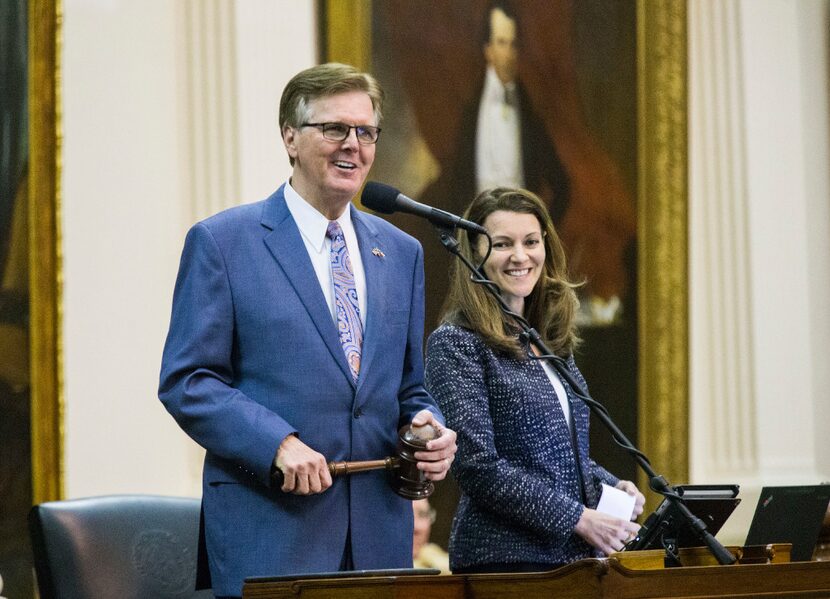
xmin=361 ymin=181 xmax=400 ymax=214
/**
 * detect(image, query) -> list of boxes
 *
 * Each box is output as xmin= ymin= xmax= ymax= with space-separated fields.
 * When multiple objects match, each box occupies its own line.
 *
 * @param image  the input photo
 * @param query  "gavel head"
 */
xmin=390 ymin=422 xmax=438 ymax=500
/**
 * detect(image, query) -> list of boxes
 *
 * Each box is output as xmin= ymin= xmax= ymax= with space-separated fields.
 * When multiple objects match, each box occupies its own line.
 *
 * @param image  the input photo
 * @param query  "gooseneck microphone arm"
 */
xmin=361 ymin=182 xmax=488 ymax=235
xmin=434 ymin=226 xmax=736 ymax=566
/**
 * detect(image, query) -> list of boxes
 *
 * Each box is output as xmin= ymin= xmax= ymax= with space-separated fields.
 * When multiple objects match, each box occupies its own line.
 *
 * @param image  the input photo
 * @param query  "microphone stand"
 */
xmin=435 ymin=226 xmax=736 ymax=566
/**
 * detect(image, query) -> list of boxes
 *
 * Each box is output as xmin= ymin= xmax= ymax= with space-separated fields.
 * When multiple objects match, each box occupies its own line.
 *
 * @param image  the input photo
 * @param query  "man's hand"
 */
xmin=274 ymin=435 xmax=332 ymax=495
xmin=574 ymin=507 xmax=641 ymax=554
xmin=410 ymin=409 xmax=458 ymax=481
xmin=615 ymin=480 xmax=646 ymax=519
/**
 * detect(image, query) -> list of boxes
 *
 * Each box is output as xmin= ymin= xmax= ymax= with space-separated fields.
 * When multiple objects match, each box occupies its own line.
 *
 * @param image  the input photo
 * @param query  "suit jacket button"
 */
xmin=353 ymin=409 xmax=362 ymax=418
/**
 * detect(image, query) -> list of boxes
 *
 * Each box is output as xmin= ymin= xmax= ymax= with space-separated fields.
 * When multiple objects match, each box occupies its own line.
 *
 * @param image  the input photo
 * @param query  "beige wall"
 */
xmin=62 ymin=0 xmax=315 ymax=498
xmin=689 ymin=0 xmax=830 ymax=544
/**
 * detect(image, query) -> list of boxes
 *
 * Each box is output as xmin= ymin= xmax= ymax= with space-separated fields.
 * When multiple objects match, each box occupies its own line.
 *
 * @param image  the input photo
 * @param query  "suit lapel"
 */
xmin=352 ymin=206 xmax=384 ymax=397
xmin=260 ymin=186 xmax=354 ymax=386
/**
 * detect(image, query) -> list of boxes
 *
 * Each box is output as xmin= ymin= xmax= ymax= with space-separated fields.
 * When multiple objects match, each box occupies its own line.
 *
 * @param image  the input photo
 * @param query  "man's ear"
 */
xmin=282 ymin=126 xmax=298 ymax=159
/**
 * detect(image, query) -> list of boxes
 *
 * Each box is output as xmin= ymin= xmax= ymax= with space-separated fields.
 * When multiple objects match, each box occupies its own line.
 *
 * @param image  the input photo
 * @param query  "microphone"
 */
xmin=361 ymin=182 xmax=488 ymax=235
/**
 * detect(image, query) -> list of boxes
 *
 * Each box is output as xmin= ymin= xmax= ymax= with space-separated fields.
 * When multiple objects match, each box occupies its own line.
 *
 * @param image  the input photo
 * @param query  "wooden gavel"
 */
xmin=271 ymin=422 xmax=439 ymax=499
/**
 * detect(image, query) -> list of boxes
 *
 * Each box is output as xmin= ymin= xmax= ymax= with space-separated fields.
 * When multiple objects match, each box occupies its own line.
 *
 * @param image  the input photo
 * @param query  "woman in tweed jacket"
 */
xmin=425 ymin=188 xmax=644 ymax=573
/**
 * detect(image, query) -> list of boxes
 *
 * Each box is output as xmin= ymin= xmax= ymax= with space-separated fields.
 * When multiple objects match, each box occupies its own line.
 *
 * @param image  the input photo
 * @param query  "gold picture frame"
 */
xmin=324 ymin=0 xmax=688 ymax=505
xmin=29 ymin=0 xmax=64 ymax=504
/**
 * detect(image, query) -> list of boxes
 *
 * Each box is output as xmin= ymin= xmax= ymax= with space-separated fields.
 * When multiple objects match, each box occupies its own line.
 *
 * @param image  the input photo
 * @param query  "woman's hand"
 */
xmin=615 ymin=480 xmax=646 ymax=519
xmin=574 ymin=507 xmax=641 ymax=554
xmin=410 ymin=409 xmax=458 ymax=481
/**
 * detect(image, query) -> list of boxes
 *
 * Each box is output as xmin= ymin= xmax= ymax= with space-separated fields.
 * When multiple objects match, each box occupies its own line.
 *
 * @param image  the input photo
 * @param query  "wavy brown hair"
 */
xmin=441 ymin=187 xmax=581 ymax=358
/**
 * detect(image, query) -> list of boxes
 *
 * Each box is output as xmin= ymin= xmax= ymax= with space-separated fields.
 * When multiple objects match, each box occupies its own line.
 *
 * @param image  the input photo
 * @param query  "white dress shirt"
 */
xmin=475 ymin=66 xmax=525 ymax=193
xmin=540 ymin=360 xmax=572 ymax=430
xmin=284 ymin=181 xmax=367 ymax=325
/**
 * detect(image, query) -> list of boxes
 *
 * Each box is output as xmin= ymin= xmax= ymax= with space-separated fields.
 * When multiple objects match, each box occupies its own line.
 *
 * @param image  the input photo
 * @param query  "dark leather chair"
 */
xmin=29 ymin=494 xmax=214 ymax=599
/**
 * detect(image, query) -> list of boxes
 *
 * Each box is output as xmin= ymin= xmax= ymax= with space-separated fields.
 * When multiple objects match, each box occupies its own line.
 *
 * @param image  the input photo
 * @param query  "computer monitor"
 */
xmin=626 ymin=484 xmax=740 ymax=552
xmin=744 ymin=484 xmax=830 ymax=561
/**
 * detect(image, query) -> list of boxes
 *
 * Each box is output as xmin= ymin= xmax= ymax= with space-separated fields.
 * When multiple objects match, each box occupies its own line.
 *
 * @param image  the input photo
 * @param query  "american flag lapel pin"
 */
xmin=372 ymin=247 xmax=385 ymax=258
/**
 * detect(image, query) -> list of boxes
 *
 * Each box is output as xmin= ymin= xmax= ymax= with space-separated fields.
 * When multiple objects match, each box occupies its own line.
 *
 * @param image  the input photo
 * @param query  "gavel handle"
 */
xmin=272 ymin=456 xmax=399 ymax=488
xmin=328 ymin=456 xmax=399 ymax=476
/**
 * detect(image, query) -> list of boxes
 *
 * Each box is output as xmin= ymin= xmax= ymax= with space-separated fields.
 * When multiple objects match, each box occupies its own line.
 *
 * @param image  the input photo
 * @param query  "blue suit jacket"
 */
xmin=159 ymin=185 xmax=443 ymax=597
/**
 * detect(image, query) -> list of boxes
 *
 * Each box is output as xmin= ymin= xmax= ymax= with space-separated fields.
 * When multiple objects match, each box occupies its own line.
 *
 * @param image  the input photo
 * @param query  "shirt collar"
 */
xmin=284 ymin=180 xmax=354 ymax=252
xmin=483 ymin=66 xmax=517 ymax=104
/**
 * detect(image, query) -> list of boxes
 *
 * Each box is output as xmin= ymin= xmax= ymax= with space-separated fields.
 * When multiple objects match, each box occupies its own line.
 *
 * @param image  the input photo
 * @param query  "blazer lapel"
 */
xmin=260 ymin=187 xmax=355 ymax=386
xmin=352 ymin=207 xmax=384 ymax=396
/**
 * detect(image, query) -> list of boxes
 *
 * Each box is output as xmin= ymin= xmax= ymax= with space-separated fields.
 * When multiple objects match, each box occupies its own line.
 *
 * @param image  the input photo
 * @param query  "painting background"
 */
xmin=353 ymin=0 xmax=640 ymax=547
xmin=0 ymin=0 xmax=34 ymax=596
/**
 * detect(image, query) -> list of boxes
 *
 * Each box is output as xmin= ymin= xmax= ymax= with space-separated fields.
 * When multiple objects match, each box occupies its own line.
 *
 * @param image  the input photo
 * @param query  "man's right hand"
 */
xmin=274 ymin=435 xmax=333 ymax=495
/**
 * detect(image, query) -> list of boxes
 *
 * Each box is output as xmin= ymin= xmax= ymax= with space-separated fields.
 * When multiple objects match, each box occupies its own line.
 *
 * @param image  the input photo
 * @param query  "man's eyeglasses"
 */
xmin=301 ymin=122 xmax=381 ymax=145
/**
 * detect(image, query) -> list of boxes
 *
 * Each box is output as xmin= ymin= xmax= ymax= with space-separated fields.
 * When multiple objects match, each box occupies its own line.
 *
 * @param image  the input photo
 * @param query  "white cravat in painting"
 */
xmin=475 ymin=66 xmax=525 ymax=193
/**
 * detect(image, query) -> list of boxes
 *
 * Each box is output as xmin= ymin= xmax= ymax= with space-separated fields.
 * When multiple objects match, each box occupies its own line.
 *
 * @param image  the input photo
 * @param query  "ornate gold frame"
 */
xmin=324 ymin=0 xmax=689 ymax=502
xmin=29 ymin=0 xmax=64 ymax=503
xmin=636 ymin=0 xmax=688 ymax=499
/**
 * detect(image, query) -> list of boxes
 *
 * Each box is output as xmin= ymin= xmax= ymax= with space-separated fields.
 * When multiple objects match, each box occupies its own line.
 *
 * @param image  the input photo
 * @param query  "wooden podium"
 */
xmin=242 ymin=546 xmax=830 ymax=598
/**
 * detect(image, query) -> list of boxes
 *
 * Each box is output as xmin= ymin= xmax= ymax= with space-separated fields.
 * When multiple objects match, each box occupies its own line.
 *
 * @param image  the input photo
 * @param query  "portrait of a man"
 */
xmin=426 ymin=1 xmax=570 ymax=225
xmin=364 ymin=0 xmax=641 ymax=533
xmin=369 ymin=0 xmax=637 ymax=329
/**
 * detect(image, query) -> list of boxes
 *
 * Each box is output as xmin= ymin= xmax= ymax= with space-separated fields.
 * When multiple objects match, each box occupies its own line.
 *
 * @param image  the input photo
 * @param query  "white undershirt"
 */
xmin=540 ymin=360 xmax=572 ymax=430
xmin=283 ymin=181 xmax=367 ymax=325
xmin=475 ymin=66 xmax=525 ymax=193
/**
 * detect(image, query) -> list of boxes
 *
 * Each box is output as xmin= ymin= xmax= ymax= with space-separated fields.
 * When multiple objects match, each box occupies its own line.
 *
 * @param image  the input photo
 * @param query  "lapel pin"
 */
xmin=372 ymin=247 xmax=385 ymax=258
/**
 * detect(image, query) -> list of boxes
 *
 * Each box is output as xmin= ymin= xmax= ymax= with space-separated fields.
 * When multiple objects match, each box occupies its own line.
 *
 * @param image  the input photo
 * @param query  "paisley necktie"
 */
xmin=326 ymin=221 xmax=363 ymax=382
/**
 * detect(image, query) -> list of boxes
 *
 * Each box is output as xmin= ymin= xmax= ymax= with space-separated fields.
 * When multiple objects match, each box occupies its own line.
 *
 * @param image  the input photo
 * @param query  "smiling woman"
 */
xmin=424 ymin=187 xmax=645 ymax=573
xmin=477 ymin=210 xmax=546 ymax=315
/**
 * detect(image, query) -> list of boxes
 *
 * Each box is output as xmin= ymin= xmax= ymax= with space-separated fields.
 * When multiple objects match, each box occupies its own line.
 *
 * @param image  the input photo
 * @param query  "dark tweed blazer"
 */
xmin=425 ymin=323 xmax=618 ymax=571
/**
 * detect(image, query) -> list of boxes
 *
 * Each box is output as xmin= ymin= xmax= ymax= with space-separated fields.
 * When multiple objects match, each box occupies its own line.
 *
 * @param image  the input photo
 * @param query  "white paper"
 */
xmin=596 ymin=483 xmax=636 ymax=521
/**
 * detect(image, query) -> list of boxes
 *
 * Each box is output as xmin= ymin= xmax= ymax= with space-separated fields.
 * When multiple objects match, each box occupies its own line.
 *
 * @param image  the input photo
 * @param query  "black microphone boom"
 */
xmin=361 ymin=182 xmax=487 ymax=235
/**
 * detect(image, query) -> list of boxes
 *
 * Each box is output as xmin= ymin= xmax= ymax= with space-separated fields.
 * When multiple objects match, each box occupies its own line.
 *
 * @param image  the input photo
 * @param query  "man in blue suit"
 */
xmin=159 ymin=63 xmax=457 ymax=599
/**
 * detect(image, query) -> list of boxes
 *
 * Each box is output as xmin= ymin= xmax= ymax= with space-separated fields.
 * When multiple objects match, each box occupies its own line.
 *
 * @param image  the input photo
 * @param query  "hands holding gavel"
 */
xmin=273 ymin=409 xmax=457 ymax=497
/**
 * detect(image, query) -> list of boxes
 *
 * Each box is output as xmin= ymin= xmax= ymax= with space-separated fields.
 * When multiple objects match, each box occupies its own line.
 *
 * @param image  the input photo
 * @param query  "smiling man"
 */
xmin=159 ymin=63 xmax=456 ymax=599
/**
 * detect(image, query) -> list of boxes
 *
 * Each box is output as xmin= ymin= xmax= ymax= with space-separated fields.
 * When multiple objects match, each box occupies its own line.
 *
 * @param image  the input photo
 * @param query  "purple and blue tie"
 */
xmin=326 ymin=221 xmax=363 ymax=382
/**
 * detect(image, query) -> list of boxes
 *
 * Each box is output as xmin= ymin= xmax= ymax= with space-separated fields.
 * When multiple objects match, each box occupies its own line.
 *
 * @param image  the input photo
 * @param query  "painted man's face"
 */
xmin=484 ymin=8 xmax=518 ymax=85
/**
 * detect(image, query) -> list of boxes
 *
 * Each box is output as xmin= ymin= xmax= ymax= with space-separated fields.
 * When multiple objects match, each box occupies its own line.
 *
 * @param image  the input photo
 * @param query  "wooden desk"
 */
xmin=243 ymin=549 xmax=830 ymax=599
